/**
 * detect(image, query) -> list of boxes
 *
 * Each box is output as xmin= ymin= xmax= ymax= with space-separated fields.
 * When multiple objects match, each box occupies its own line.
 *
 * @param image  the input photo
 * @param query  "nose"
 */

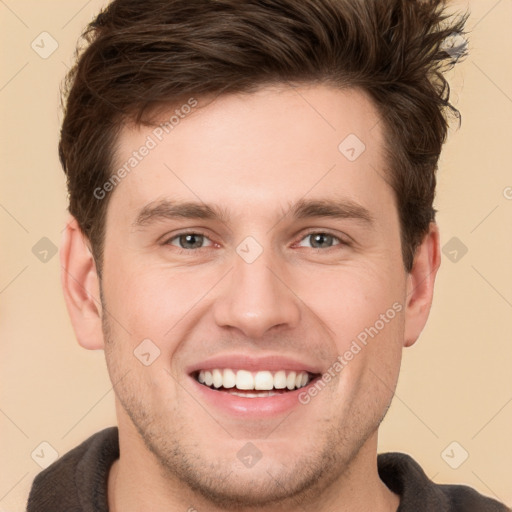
xmin=212 ymin=248 xmax=301 ymax=339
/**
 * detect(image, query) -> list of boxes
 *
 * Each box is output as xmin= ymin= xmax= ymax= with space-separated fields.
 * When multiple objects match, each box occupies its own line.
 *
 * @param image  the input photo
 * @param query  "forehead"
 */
xmin=108 ymin=84 xmax=392 ymax=226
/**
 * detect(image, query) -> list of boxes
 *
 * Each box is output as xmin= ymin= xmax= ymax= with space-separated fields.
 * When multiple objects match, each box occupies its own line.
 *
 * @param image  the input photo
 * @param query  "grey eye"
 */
xmin=298 ymin=233 xmax=341 ymax=249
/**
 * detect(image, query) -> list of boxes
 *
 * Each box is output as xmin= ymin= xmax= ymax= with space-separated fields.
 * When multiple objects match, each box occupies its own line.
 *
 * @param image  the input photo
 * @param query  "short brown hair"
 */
xmin=59 ymin=0 xmax=468 ymax=275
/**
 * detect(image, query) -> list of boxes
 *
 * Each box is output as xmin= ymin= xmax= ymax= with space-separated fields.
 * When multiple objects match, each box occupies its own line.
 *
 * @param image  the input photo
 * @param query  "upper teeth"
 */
xmin=197 ymin=369 xmax=310 ymax=390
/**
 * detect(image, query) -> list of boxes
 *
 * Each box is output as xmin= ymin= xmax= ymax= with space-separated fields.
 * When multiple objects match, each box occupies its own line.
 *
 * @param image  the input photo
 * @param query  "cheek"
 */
xmin=331 ymin=311 xmax=404 ymax=424
xmin=102 ymin=257 xmax=218 ymax=342
xmin=103 ymin=234 xmax=405 ymax=348
xmin=294 ymin=263 xmax=405 ymax=343
xmin=295 ymin=262 xmax=405 ymax=399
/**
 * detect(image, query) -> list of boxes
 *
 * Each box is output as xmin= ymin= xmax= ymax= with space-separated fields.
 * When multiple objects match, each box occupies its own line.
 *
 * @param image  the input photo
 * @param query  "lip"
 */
xmin=185 ymin=353 xmax=323 ymax=375
xmin=189 ymin=373 xmax=321 ymax=417
xmin=185 ymin=353 xmax=323 ymax=418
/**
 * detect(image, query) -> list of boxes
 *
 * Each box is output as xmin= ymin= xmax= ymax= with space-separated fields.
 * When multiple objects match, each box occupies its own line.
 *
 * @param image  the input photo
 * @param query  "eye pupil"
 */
xmin=180 ymin=234 xmax=203 ymax=249
xmin=310 ymin=233 xmax=333 ymax=248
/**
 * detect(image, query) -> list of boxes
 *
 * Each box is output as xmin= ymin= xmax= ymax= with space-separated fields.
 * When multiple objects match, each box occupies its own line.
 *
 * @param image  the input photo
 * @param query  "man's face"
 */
xmin=101 ymin=84 xmax=408 ymax=506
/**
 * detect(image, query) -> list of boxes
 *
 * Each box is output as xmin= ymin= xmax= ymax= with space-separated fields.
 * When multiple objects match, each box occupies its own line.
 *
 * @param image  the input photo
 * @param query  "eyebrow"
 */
xmin=131 ymin=197 xmax=375 ymax=230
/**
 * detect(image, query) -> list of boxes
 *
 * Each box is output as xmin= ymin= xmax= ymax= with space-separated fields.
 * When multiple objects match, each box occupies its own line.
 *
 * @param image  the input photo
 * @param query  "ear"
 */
xmin=60 ymin=215 xmax=105 ymax=350
xmin=403 ymin=222 xmax=441 ymax=348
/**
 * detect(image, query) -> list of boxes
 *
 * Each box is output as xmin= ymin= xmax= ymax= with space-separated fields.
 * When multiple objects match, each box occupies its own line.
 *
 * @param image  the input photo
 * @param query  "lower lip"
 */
xmin=189 ymin=376 xmax=319 ymax=418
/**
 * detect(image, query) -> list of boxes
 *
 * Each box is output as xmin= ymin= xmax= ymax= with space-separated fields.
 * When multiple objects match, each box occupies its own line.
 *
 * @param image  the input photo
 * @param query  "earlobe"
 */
xmin=60 ymin=215 xmax=105 ymax=351
xmin=403 ymin=222 xmax=441 ymax=348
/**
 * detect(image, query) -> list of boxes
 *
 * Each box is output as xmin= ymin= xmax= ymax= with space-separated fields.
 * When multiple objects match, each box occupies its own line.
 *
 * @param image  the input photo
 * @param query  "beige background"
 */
xmin=1 ymin=0 xmax=511 ymax=510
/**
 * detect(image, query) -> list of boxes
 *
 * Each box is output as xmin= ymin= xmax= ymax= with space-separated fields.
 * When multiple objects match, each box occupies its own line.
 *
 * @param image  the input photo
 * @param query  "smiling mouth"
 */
xmin=193 ymin=369 xmax=320 ymax=397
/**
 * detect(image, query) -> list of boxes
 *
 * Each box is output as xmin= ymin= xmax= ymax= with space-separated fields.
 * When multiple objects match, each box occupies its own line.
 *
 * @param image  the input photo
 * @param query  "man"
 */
xmin=26 ymin=0 xmax=510 ymax=511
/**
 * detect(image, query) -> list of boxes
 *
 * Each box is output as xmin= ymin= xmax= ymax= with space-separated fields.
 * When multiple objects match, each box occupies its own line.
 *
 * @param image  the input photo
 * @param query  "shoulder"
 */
xmin=378 ymin=452 xmax=510 ymax=512
xmin=439 ymin=482 xmax=511 ymax=512
xmin=27 ymin=426 xmax=119 ymax=512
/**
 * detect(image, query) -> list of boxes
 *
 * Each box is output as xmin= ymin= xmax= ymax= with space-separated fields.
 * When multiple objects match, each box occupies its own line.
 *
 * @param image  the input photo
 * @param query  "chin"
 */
xmin=172 ymin=459 xmax=328 ymax=509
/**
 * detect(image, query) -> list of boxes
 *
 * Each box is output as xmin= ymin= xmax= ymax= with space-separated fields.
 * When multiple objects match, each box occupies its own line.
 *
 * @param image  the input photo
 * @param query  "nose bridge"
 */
xmin=212 ymin=243 xmax=301 ymax=338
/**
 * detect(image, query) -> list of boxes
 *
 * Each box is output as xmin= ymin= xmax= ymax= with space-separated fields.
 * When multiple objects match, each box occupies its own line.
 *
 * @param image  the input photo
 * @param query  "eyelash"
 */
xmin=162 ymin=230 xmax=349 ymax=254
